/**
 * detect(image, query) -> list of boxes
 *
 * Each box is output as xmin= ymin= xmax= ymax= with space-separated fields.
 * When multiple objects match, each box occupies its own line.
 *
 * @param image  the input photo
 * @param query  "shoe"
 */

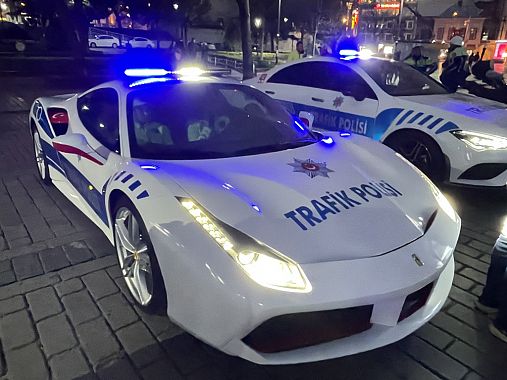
xmin=475 ymin=299 xmax=499 ymax=314
xmin=489 ymin=321 xmax=507 ymax=344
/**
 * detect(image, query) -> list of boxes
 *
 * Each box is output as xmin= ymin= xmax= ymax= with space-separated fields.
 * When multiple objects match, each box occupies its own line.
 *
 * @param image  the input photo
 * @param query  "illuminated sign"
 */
xmin=375 ymin=2 xmax=401 ymax=10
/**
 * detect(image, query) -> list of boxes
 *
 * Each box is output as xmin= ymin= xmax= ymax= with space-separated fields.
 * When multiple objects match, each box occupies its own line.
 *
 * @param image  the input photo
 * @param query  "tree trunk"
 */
xmin=236 ymin=0 xmax=254 ymax=80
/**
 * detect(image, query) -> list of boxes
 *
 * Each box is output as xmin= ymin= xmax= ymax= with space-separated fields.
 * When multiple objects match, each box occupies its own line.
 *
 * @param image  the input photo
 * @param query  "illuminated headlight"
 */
xmin=179 ymin=198 xmax=311 ymax=293
xmin=451 ymin=130 xmax=507 ymax=151
xmin=395 ymin=153 xmax=458 ymax=222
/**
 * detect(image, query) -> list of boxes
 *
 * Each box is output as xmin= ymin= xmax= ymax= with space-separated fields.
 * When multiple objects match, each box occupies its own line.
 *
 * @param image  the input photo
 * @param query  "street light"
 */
xmin=283 ymin=17 xmax=288 ymax=23
xmin=173 ymin=3 xmax=179 ymax=11
xmin=254 ymin=17 xmax=265 ymax=60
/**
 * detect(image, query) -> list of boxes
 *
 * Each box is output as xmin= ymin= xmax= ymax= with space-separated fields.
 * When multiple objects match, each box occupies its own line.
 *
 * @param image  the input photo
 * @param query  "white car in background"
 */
xmin=126 ymin=37 xmax=155 ymax=49
xmin=29 ymin=68 xmax=459 ymax=364
xmin=247 ymin=55 xmax=507 ymax=188
xmin=88 ymin=34 xmax=120 ymax=48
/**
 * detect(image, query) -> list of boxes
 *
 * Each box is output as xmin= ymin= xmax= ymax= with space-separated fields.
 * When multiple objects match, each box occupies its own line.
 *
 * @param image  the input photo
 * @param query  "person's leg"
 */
xmin=478 ymin=245 xmax=507 ymax=311
xmin=490 ymin=271 xmax=507 ymax=343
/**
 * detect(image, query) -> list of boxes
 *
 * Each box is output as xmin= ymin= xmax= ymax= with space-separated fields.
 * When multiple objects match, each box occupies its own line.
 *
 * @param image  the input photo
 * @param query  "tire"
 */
xmin=146 ymin=44 xmax=152 ymax=48
xmin=112 ymin=43 xmax=118 ymax=48
xmin=126 ymin=43 xmax=132 ymax=49
xmin=90 ymin=42 xmax=96 ymax=48
xmin=113 ymin=197 xmax=167 ymax=314
xmin=384 ymin=131 xmax=446 ymax=182
xmin=32 ymin=129 xmax=52 ymax=186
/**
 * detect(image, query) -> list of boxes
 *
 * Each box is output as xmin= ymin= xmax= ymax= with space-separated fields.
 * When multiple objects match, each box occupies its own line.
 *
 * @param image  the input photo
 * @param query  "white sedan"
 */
xmin=88 ymin=34 xmax=120 ymax=48
xmin=246 ymin=55 xmax=507 ymax=188
xmin=29 ymin=69 xmax=460 ymax=364
xmin=126 ymin=37 xmax=155 ymax=49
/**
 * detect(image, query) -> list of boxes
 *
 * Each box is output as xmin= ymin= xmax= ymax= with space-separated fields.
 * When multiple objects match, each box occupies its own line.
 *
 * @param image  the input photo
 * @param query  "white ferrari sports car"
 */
xmin=30 ymin=68 xmax=460 ymax=364
xmin=246 ymin=53 xmax=507 ymax=188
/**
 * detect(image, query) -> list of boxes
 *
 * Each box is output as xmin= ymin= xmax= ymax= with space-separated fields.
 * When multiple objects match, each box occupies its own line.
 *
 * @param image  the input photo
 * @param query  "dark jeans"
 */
xmin=479 ymin=245 xmax=507 ymax=328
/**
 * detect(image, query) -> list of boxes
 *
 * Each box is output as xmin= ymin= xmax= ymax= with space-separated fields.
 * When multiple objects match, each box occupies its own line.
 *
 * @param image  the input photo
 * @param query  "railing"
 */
xmin=207 ymin=54 xmax=244 ymax=72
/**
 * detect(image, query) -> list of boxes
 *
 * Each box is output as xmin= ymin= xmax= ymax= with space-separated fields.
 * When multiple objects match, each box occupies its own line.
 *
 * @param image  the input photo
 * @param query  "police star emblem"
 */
xmin=288 ymin=158 xmax=334 ymax=178
xmin=333 ymin=96 xmax=344 ymax=108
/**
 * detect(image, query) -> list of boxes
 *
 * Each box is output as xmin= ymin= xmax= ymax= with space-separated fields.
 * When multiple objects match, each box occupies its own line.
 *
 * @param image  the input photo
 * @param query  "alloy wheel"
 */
xmin=115 ymin=207 xmax=153 ymax=306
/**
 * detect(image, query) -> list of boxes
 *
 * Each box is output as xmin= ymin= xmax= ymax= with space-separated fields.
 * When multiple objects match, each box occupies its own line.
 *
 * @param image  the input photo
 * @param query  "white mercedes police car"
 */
xmin=29 ymin=67 xmax=460 ymax=364
xmin=246 ymin=53 xmax=507 ymax=187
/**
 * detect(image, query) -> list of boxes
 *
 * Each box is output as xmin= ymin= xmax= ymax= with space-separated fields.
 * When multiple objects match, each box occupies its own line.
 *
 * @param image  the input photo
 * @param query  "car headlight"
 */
xmin=451 ymin=130 xmax=507 ymax=151
xmin=178 ymin=198 xmax=311 ymax=293
xmin=395 ymin=153 xmax=458 ymax=222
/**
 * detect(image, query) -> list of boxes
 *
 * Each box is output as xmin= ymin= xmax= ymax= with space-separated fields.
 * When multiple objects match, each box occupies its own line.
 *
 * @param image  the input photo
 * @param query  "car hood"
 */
xmin=399 ymin=93 xmax=507 ymax=128
xmin=152 ymin=137 xmax=440 ymax=264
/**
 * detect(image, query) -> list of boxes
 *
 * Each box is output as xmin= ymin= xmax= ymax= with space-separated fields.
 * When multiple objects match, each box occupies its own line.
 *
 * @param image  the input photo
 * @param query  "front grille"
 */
xmin=458 ymin=163 xmax=507 ymax=180
xmin=242 ymin=305 xmax=373 ymax=353
xmin=398 ymin=282 xmax=434 ymax=322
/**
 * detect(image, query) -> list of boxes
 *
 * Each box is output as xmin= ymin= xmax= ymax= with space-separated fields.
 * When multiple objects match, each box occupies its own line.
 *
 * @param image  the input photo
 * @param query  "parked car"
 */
xmin=29 ymin=67 xmax=459 ymax=364
xmin=246 ymin=54 xmax=507 ymax=188
xmin=126 ymin=37 xmax=155 ymax=49
xmin=88 ymin=35 xmax=120 ymax=48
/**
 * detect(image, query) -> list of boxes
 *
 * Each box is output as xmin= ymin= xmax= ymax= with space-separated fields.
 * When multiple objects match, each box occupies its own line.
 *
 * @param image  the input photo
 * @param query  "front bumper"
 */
xmin=223 ymin=257 xmax=454 ymax=364
xmin=152 ymin=205 xmax=459 ymax=364
xmin=440 ymin=133 xmax=507 ymax=187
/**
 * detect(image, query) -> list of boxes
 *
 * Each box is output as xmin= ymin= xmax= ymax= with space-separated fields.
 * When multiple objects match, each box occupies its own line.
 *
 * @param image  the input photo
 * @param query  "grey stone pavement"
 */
xmin=1 ymin=77 xmax=507 ymax=380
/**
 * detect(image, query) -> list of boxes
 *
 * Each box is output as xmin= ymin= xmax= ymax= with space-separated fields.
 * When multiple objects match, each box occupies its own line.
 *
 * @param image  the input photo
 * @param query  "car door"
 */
xmin=58 ymin=88 xmax=122 ymax=226
xmin=262 ymin=61 xmax=379 ymax=136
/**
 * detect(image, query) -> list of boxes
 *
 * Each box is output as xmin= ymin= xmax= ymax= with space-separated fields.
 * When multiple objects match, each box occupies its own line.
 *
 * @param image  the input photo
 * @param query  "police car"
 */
xmin=30 ymin=67 xmax=460 ymax=364
xmin=246 ymin=52 xmax=507 ymax=187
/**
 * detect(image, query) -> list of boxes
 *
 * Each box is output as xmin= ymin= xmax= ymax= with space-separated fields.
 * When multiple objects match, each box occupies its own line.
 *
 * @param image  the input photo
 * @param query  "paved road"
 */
xmin=1 ymin=77 xmax=507 ymax=380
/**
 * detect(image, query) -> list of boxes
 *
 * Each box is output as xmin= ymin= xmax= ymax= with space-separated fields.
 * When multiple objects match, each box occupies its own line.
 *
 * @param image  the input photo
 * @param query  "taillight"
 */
xmin=300 ymin=118 xmax=310 ymax=126
xmin=47 ymin=108 xmax=69 ymax=136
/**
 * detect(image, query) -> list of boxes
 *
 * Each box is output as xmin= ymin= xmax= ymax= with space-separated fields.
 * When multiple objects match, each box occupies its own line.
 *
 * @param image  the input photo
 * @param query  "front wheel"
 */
xmin=89 ymin=42 xmax=97 ymax=48
xmin=112 ymin=43 xmax=118 ymax=48
xmin=33 ymin=130 xmax=51 ymax=185
xmin=113 ymin=198 xmax=167 ymax=314
xmin=384 ymin=132 xmax=446 ymax=182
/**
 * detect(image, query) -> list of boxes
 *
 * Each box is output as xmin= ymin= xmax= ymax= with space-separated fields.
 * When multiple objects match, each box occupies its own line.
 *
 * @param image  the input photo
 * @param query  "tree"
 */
xmin=236 ymin=0 xmax=254 ymax=80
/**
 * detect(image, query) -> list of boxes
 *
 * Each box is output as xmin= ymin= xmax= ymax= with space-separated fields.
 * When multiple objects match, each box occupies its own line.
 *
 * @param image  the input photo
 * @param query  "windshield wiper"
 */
xmin=233 ymin=140 xmax=316 ymax=156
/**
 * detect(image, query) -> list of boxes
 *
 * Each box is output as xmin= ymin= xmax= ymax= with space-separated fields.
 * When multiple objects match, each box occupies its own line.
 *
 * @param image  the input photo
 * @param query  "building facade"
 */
xmin=433 ymin=17 xmax=486 ymax=50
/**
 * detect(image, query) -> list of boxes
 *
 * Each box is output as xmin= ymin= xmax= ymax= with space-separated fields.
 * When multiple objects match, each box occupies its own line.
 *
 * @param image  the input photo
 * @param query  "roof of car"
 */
xmin=101 ymin=75 xmax=243 ymax=92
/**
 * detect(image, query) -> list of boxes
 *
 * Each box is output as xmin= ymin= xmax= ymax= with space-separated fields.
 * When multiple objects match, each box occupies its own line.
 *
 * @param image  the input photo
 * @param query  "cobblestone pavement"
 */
xmin=1 ymin=78 xmax=507 ymax=380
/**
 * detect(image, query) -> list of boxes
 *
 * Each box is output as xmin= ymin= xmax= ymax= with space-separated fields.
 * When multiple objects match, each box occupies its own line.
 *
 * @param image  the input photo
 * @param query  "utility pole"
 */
xmin=276 ymin=0 xmax=281 ymax=64
xmin=398 ymin=0 xmax=405 ymax=41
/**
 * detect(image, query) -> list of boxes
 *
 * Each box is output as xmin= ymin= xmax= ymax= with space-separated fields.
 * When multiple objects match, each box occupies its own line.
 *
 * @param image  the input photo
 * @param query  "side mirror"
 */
xmin=341 ymin=88 xmax=365 ymax=102
xmin=298 ymin=111 xmax=315 ymax=129
xmin=52 ymin=133 xmax=91 ymax=153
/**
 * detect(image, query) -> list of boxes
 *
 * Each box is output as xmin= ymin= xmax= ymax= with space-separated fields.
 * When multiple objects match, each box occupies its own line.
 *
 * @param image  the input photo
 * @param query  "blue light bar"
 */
xmin=340 ymin=132 xmax=351 ymax=137
xmin=338 ymin=49 xmax=360 ymax=57
xmin=129 ymin=77 xmax=173 ymax=88
xmin=124 ymin=68 xmax=170 ymax=77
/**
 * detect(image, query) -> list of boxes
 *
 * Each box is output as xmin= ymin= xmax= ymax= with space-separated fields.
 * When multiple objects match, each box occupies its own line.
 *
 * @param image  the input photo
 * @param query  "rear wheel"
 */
xmin=33 ymin=130 xmax=51 ymax=185
xmin=384 ymin=131 xmax=446 ymax=182
xmin=113 ymin=198 xmax=167 ymax=314
xmin=112 ymin=43 xmax=118 ymax=48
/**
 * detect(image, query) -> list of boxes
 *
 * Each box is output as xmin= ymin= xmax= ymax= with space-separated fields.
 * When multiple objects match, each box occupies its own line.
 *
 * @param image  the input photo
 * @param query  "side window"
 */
xmin=267 ymin=63 xmax=313 ymax=87
xmin=313 ymin=62 xmax=377 ymax=100
xmin=77 ymin=88 xmax=120 ymax=153
xmin=269 ymin=62 xmax=376 ymax=100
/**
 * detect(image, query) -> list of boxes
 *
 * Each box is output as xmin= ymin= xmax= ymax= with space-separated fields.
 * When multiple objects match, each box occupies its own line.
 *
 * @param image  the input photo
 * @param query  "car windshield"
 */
xmin=127 ymin=82 xmax=317 ymax=160
xmin=359 ymin=60 xmax=448 ymax=96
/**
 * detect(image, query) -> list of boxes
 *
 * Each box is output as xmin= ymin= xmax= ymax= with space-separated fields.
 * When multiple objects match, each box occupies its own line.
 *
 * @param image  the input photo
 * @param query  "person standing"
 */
xmin=287 ymin=41 xmax=304 ymax=61
xmin=440 ymin=36 xmax=469 ymax=92
xmin=475 ymin=229 xmax=507 ymax=343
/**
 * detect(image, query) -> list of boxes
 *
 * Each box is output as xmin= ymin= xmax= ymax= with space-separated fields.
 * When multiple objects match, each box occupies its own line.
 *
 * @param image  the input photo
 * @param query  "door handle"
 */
xmin=311 ymin=97 xmax=324 ymax=102
xmin=265 ymin=90 xmax=275 ymax=95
